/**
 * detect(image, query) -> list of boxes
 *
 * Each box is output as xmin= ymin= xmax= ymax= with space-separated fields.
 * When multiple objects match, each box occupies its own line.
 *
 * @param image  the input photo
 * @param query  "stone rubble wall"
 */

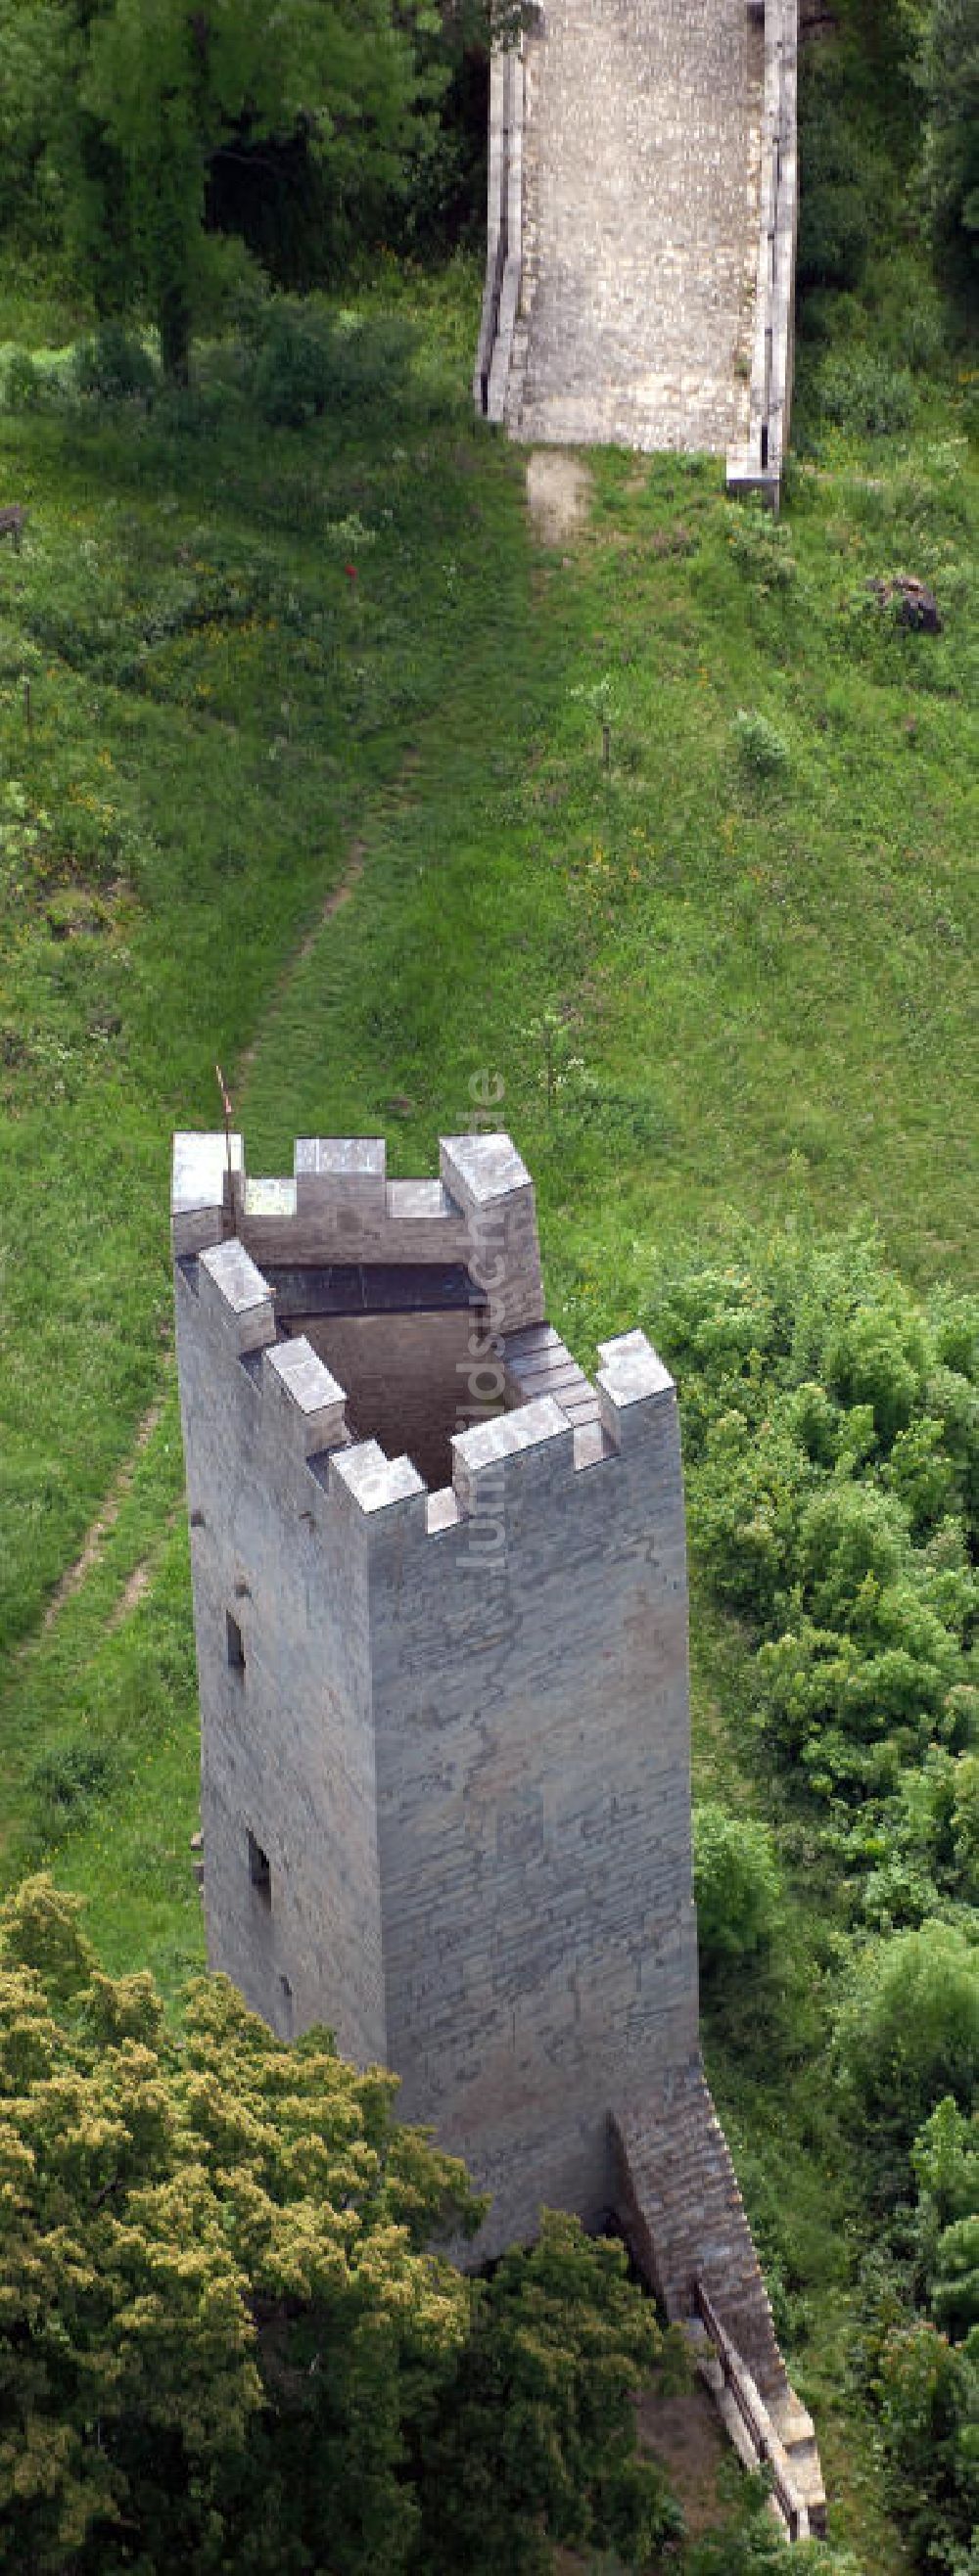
xmin=474 ymin=46 xmax=525 ymax=426
xmin=613 ymin=2065 xmax=788 ymax=2399
xmin=612 ymin=2065 xmax=827 ymax=2532
xmin=173 ymin=1233 xmax=387 ymax=2068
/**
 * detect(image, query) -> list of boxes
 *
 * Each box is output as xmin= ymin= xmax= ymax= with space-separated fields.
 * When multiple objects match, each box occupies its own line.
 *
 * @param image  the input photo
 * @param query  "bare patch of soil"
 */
xmin=236 ymin=840 xmax=366 ymax=1093
xmin=40 ymin=1395 xmax=165 ymax=1635
xmin=297 ymin=842 xmax=365 ymax=963
xmin=553 ymin=2380 xmax=732 ymax=2568
xmin=107 ymin=1560 xmax=153 ymax=1632
xmin=526 ymin=449 xmax=593 ymax=546
xmin=636 ymin=2382 xmax=731 ymax=2538
xmin=105 ymin=1504 xmax=179 ymax=1635
xmin=234 ymin=742 xmax=427 ymax=1102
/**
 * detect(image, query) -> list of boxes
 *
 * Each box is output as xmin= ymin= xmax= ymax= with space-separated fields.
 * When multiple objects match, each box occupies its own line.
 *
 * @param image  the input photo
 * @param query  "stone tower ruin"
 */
xmin=172 ymin=1124 xmax=825 ymax=2537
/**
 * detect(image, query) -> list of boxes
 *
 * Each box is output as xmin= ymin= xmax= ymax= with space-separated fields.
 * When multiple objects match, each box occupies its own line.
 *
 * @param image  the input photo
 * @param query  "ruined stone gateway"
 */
xmin=475 ymin=0 xmax=800 ymax=509
xmin=172 ymin=1125 xmax=824 ymax=2537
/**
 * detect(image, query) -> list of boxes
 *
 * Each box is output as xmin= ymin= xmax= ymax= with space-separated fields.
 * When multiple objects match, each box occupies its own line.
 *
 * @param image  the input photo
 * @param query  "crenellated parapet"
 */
xmin=176 ymin=1203 xmax=677 ymax=1545
xmin=172 ymin=1127 xmax=545 ymax=1336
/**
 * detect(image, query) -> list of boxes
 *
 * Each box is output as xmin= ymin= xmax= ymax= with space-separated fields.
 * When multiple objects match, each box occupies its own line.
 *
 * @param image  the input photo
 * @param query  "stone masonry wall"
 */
xmin=372 ymin=1358 xmax=698 ymax=2252
xmin=173 ymin=1132 xmax=699 ymax=2257
xmin=497 ymin=0 xmax=765 ymax=454
xmin=174 ymin=1242 xmax=386 ymax=2067
xmin=297 ymin=1310 xmax=500 ymax=1493
xmin=727 ymin=0 xmax=800 ymax=510
xmin=173 ymin=1127 xmax=822 ymax=2495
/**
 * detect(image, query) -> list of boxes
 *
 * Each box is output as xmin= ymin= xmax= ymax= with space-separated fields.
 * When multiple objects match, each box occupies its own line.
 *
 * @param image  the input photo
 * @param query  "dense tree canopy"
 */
xmin=0 ymin=0 xmax=466 ymax=373
xmin=85 ymin=0 xmax=448 ymax=376
xmin=919 ymin=0 xmax=979 ymax=293
xmin=0 ymin=1876 xmax=680 ymax=2575
xmin=883 ymin=0 xmax=979 ymax=296
xmin=656 ymin=1229 xmax=979 ymax=1863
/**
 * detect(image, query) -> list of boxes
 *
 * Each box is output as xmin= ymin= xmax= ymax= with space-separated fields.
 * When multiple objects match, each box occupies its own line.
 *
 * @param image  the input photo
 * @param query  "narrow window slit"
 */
xmin=248 ymin=1831 xmax=271 ymax=1906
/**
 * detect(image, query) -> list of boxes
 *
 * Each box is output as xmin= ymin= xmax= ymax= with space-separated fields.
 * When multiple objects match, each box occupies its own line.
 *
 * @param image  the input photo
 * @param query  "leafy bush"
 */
xmin=797 ymin=62 xmax=870 ymax=294
xmin=930 ymin=2216 xmax=979 ymax=2336
xmin=254 ymin=302 xmax=333 ymax=425
xmin=74 ymin=325 xmax=157 ymax=404
xmin=685 ymin=2478 xmax=863 ymax=2571
xmin=919 ymin=0 xmax=979 ymax=300
xmin=798 ymin=287 xmax=866 ymax=348
xmin=693 ymin=1804 xmax=782 ymax=1965
xmin=726 ymin=503 xmax=798 ymax=591
xmin=859 ymin=1752 xmax=979 ymax=1926
xmin=823 ymin=1283 xmax=927 ymax=1444
xmin=953 ymin=1754 xmax=979 ymax=1891
xmin=876 ymin=2319 xmax=979 ymax=2567
xmin=894 ymin=294 xmax=949 ymax=376
xmin=414 ymin=2218 xmax=683 ymax=2573
xmin=252 ymin=300 xmax=415 ymax=428
xmin=864 ymin=2098 xmax=979 ymax=2564
xmin=834 ymin=1921 xmax=979 ymax=2142
xmin=732 ymin=708 xmax=790 ymax=777
xmin=818 ymin=353 xmax=916 ymax=437
xmin=911 ymin=2094 xmax=979 ymax=2235
xmin=654 ymin=1230 xmax=979 ymax=1871
xmin=1 ymin=347 xmax=42 ymax=411
xmin=28 ymin=1739 xmax=118 ymax=1837
xmin=962 ymin=377 xmax=979 ymax=444
xmin=798 ymin=181 xmax=869 ymax=293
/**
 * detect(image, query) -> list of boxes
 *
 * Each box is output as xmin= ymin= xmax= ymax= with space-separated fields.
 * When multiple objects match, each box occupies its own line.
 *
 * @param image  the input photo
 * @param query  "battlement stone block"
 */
xmin=198 ymin=1238 xmax=276 ymax=1354
xmin=243 ymin=1177 xmax=298 ymax=1220
xmin=598 ymin=1331 xmax=676 ymax=1449
xmin=295 ymin=1138 xmax=387 ymax=1220
xmin=440 ymin=1132 xmax=544 ymax=1331
xmin=171 ymin=1129 xmax=243 ymax=1256
xmin=331 ymin=1441 xmax=427 ymax=1524
xmin=385 ymin=1178 xmax=454 ymax=1222
xmin=263 ymin=1339 xmax=348 ymax=1457
xmin=440 ymin=1131 xmax=534 ymax=1213
xmin=451 ymin=1393 xmax=573 ymax=1514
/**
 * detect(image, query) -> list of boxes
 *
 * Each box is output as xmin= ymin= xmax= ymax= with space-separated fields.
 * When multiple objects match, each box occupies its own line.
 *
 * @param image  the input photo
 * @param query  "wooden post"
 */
xmin=215 ymin=1064 xmax=234 ymax=1211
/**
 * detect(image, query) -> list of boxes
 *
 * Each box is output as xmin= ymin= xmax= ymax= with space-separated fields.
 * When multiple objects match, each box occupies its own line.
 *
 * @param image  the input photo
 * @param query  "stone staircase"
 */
xmin=503 ymin=0 xmax=764 ymax=454
xmin=612 ymin=2061 xmax=826 ymax=2538
xmin=769 ymin=2384 xmax=826 ymax=2533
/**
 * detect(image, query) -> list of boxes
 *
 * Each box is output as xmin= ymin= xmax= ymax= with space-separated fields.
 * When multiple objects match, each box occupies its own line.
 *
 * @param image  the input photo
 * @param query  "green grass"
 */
xmin=0 ymin=17 xmax=977 ymax=2560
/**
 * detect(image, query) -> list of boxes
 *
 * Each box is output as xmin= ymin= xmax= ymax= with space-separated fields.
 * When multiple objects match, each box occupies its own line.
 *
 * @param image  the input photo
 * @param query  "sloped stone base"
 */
xmin=612 ymin=2060 xmax=826 ymax=2538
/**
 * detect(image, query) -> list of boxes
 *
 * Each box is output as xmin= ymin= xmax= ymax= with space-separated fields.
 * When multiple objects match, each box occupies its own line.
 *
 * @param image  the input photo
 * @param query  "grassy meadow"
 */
xmin=0 ymin=11 xmax=976 ymax=2566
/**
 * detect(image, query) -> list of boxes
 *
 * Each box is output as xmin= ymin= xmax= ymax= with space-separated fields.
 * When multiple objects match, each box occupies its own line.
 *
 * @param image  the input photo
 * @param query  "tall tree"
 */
xmin=33 ymin=0 xmax=446 ymax=377
xmin=919 ymin=0 xmax=979 ymax=297
xmin=0 ymin=1876 xmax=676 ymax=2573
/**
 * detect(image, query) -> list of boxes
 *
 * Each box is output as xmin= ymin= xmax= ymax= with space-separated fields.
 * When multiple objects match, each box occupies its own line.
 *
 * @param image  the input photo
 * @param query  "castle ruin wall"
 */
xmin=173 ymin=1130 xmax=698 ymax=2256
xmin=371 ymin=1370 xmax=698 ymax=2248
